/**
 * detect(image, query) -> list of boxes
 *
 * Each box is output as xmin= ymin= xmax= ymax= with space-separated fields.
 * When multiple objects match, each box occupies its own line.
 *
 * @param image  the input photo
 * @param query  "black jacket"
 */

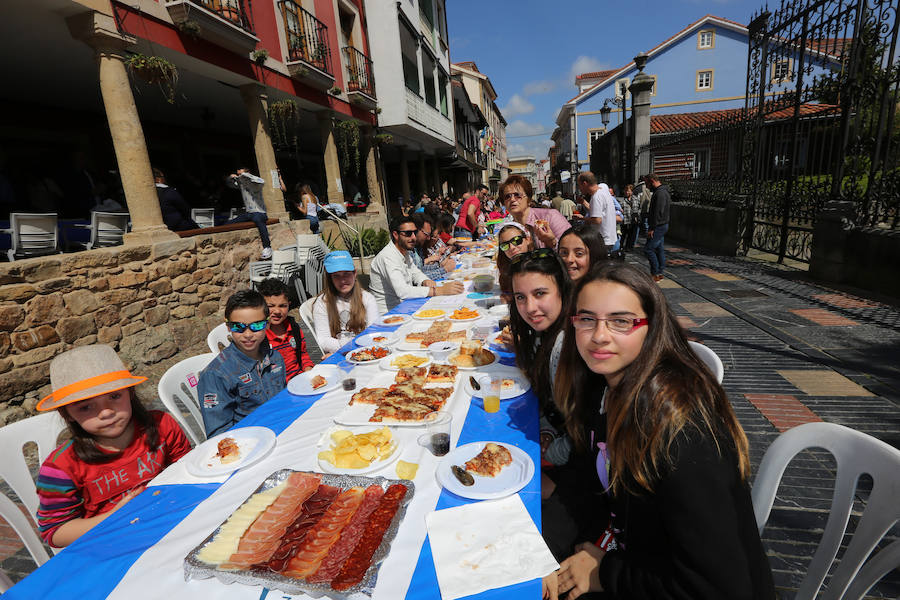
xmin=647 ymin=184 xmax=671 ymax=230
xmin=598 ymin=425 xmax=775 ymax=600
xmin=157 ymin=186 xmax=198 ymax=231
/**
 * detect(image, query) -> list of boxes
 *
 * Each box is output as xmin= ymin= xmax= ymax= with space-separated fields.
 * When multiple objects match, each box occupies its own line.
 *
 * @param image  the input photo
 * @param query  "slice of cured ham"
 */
xmin=282 ymin=486 xmax=366 ymax=579
xmin=219 ymin=472 xmax=320 ymax=570
xmin=260 ymin=484 xmax=340 ymax=572
xmin=306 ymin=484 xmax=384 ymax=584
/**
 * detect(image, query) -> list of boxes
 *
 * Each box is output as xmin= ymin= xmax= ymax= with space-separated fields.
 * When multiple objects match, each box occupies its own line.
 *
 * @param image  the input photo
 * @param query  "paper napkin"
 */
xmin=425 ymin=494 xmax=558 ymax=600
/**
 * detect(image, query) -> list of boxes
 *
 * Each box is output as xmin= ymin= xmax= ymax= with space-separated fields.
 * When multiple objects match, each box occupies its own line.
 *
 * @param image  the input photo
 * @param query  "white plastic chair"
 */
xmin=752 ymin=422 xmax=900 ymax=600
xmin=249 ymin=249 xmax=298 ymax=287
xmin=0 ymin=412 xmax=67 ymax=589
xmin=75 ymin=211 xmax=129 ymax=250
xmin=206 ymin=322 xmax=231 ymax=353
xmin=298 ymin=296 xmax=319 ymax=349
xmin=689 ymin=340 xmax=724 ymax=383
xmin=2 ymin=213 xmax=59 ymax=261
xmin=157 ymin=353 xmax=216 ymax=446
xmin=191 ymin=208 xmax=215 ymax=228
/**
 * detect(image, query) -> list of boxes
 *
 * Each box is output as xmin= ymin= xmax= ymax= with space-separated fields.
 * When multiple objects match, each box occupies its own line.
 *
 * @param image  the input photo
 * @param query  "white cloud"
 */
xmin=509 ymin=138 xmax=553 ymax=160
xmin=569 ymin=55 xmax=609 ymax=82
xmin=501 ymin=94 xmax=535 ymax=118
xmin=508 ymin=143 xmax=528 ymax=156
xmin=505 ymin=120 xmax=547 ymax=137
xmin=523 ymin=80 xmax=555 ymax=95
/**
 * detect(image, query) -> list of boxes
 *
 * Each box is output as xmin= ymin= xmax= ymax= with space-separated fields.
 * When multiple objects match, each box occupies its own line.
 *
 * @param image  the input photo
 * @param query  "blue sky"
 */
xmin=446 ymin=0 xmax=764 ymax=160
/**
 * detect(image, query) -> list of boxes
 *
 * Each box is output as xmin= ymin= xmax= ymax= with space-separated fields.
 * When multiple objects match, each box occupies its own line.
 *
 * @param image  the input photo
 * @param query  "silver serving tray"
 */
xmin=184 ymin=469 xmax=415 ymax=598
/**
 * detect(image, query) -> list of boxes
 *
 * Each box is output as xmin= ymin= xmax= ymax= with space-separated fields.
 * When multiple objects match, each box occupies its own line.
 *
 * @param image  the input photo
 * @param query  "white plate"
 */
xmin=412 ymin=309 xmax=448 ymax=320
xmin=446 ymin=349 xmax=498 ymax=371
xmin=485 ymin=331 xmax=512 ymax=352
xmin=436 ymin=442 xmax=535 ymax=500
xmin=379 ymin=351 xmax=433 ymax=371
xmin=488 ymin=304 xmax=509 ymax=318
xmin=463 ymin=370 xmax=531 ymax=400
xmin=447 ymin=312 xmax=484 ymax=323
xmin=356 ymin=331 xmax=399 ymax=347
xmin=287 ymin=365 xmax=345 ymax=396
xmin=185 ymin=427 xmax=276 ymax=477
xmin=345 ymin=345 xmax=393 ymax=365
xmin=316 ymin=428 xmax=403 ymax=475
xmin=376 ymin=314 xmax=411 ymax=327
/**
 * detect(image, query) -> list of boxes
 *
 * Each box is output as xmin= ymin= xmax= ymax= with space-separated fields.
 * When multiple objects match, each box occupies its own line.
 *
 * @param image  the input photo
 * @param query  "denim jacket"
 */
xmin=197 ymin=341 xmax=286 ymax=437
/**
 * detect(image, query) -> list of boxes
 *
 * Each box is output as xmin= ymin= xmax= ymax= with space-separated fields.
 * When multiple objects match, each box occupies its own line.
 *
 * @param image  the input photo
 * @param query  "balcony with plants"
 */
xmin=342 ymin=46 xmax=376 ymax=110
xmin=278 ymin=0 xmax=335 ymax=91
xmin=165 ymin=0 xmax=259 ymax=54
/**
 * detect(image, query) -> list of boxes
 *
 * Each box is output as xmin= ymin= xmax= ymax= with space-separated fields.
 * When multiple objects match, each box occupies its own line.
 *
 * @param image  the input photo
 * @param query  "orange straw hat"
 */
xmin=37 ymin=345 xmax=147 ymax=412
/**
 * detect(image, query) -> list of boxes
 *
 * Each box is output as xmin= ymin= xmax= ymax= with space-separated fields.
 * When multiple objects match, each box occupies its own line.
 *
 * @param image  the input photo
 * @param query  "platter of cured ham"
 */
xmin=184 ymin=470 xmax=414 ymax=597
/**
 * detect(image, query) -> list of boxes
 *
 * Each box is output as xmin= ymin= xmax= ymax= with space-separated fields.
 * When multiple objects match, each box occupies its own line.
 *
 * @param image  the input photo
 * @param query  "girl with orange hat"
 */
xmin=34 ymin=345 xmax=192 ymax=547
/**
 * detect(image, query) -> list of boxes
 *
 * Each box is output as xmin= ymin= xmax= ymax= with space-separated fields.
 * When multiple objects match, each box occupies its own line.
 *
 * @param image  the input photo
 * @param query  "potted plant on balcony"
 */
xmin=312 ymin=41 xmax=327 ymax=69
xmin=125 ymin=54 xmax=178 ymax=104
xmin=251 ymin=48 xmax=269 ymax=65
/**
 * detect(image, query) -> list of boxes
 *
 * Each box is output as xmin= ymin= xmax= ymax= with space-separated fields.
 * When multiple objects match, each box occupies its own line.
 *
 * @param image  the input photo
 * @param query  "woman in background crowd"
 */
xmin=500 ymin=175 xmax=570 ymax=249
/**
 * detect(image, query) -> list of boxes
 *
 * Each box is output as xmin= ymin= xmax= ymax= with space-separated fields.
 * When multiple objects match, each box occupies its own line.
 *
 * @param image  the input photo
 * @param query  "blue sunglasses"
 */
xmin=226 ymin=319 xmax=268 ymax=333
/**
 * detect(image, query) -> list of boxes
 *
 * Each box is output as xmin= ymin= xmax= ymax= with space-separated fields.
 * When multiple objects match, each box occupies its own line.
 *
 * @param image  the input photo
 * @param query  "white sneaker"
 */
xmin=261 ymin=247 xmax=273 ymax=259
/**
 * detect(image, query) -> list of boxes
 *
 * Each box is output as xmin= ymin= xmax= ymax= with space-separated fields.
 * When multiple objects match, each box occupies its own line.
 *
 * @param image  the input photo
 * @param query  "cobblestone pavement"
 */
xmin=3 ymin=248 xmax=899 ymax=597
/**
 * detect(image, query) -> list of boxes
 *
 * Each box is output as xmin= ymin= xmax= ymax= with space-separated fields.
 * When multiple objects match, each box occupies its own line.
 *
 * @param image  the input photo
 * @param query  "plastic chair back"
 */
xmin=688 ymin=340 xmax=724 ymax=383
xmin=157 ymin=353 xmax=215 ymax=446
xmin=7 ymin=213 xmax=58 ymax=261
xmin=752 ymin=422 xmax=900 ymax=600
xmin=87 ymin=211 xmax=129 ymax=250
xmin=298 ymin=296 xmax=319 ymax=349
xmin=0 ymin=412 xmax=67 ymax=584
xmin=191 ymin=208 xmax=215 ymax=228
xmin=206 ymin=322 xmax=231 ymax=353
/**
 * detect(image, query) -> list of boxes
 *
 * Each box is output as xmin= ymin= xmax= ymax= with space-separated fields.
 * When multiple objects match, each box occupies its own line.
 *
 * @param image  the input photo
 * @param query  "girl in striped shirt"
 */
xmin=35 ymin=345 xmax=191 ymax=547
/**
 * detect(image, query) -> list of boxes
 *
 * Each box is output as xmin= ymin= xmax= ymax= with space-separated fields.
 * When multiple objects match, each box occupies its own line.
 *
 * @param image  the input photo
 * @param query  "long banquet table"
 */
xmin=7 ymin=294 xmax=543 ymax=600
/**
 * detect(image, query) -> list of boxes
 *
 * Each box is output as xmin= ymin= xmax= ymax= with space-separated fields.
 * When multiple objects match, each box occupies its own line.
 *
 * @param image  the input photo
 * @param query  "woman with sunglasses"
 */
xmin=496 ymin=222 xmax=534 ymax=295
xmin=500 ymin=175 xmax=570 ymax=249
xmin=543 ymin=263 xmax=773 ymax=600
xmin=557 ymin=221 xmax=609 ymax=282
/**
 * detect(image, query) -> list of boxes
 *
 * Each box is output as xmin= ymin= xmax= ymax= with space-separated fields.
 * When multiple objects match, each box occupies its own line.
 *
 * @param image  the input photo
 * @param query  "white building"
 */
xmin=364 ymin=0 xmax=455 ymax=206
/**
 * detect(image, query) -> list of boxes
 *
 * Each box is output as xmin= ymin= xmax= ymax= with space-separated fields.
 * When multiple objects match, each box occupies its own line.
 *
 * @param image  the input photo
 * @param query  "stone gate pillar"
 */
xmin=629 ymin=53 xmax=655 ymax=183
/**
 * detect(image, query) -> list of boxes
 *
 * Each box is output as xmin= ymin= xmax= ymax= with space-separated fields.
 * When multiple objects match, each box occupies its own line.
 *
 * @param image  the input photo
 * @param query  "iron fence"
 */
xmin=195 ymin=0 xmax=253 ymax=31
xmin=343 ymin=47 xmax=375 ymax=97
xmin=279 ymin=1 xmax=332 ymax=75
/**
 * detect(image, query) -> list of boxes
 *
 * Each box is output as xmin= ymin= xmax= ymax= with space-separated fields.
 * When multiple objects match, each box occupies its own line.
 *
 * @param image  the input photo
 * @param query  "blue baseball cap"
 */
xmin=323 ymin=250 xmax=356 ymax=273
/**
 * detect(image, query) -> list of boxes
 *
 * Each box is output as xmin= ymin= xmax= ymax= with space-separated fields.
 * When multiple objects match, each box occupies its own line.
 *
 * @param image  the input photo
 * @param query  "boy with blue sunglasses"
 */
xmin=197 ymin=290 xmax=286 ymax=437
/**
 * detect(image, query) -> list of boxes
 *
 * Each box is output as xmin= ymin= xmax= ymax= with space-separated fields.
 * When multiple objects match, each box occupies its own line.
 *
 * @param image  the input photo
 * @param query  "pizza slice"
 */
xmin=464 ymin=443 xmax=513 ymax=477
xmin=216 ymin=437 xmax=241 ymax=464
xmin=427 ymin=364 xmax=458 ymax=383
xmin=395 ymin=367 xmax=428 ymax=385
xmin=405 ymin=331 xmax=427 ymax=344
xmin=350 ymin=387 xmax=389 ymax=405
xmin=311 ymin=374 xmax=327 ymax=390
xmin=448 ymin=330 xmax=468 ymax=342
xmin=370 ymin=398 xmax=434 ymax=422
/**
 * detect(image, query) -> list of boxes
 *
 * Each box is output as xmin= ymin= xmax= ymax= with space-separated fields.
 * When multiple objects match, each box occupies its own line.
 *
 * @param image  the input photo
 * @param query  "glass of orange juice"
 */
xmin=483 ymin=375 xmax=501 ymax=413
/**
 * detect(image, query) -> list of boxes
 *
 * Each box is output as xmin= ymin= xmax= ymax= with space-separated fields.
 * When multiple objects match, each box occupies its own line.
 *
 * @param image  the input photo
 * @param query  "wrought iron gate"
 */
xmin=742 ymin=0 xmax=900 ymax=262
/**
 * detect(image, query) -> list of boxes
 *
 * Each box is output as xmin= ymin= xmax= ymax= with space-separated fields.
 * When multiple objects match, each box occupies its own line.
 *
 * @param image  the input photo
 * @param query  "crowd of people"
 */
xmin=30 ymin=169 xmax=770 ymax=599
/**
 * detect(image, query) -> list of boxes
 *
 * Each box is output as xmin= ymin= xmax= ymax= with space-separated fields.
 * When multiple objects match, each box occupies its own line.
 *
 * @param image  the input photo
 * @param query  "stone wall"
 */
xmin=0 ymin=222 xmax=298 ymax=425
xmin=668 ymin=199 xmax=746 ymax=256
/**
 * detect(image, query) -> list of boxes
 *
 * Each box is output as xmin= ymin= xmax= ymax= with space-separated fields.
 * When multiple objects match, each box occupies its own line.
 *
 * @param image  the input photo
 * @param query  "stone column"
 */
xmin=629 ymin=53 xmax=654 ymax=184
xmin=431 ymin=156 xmax=441 ymax=195
xmin=417 ymin=152 xmax=427 ymax=196
xmin=240 ymin=84 xmax=287 ymax=220
xmin=399 ymin=147 xmax=411 ymax=206
xmin=318 ymin=112 xmax=345 ymax=205
xmin=68 ymin=11 xmax=176 ymax=244
xmin=363 ymin=127 xmax=384 ymax=209
xmin=809 ymin=200 xmax=855 ymax=284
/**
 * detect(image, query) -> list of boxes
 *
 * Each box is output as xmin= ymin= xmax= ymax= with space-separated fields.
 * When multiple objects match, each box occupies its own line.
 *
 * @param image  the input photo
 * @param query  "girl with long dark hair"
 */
xmin=556 ymin=221 xmax=608 ymax=282
xmin=544 ymin=263 xmax=774 ymax=600
xmin=312 ymin=250 xmax=380 ymax=356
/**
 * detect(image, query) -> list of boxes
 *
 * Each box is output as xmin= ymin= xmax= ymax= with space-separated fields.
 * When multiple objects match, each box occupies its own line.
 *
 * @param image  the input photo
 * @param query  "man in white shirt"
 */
xmin=226 ymin=168 xmax=272 ymax=259
xmin=369 ymin=217 xmax=464 ymax=313
xmin=577 ymin=171 xmax=618 ymax=251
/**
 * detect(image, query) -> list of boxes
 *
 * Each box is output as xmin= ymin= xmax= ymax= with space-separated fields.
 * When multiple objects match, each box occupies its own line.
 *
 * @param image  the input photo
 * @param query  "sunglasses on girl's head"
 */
xmin=510 ymin=247 xmax=556 ymax=265
xmin=498 ymin=235 xmax=525 ymax=252
xmin=226 ymin=319 xmax=268 ymax=333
